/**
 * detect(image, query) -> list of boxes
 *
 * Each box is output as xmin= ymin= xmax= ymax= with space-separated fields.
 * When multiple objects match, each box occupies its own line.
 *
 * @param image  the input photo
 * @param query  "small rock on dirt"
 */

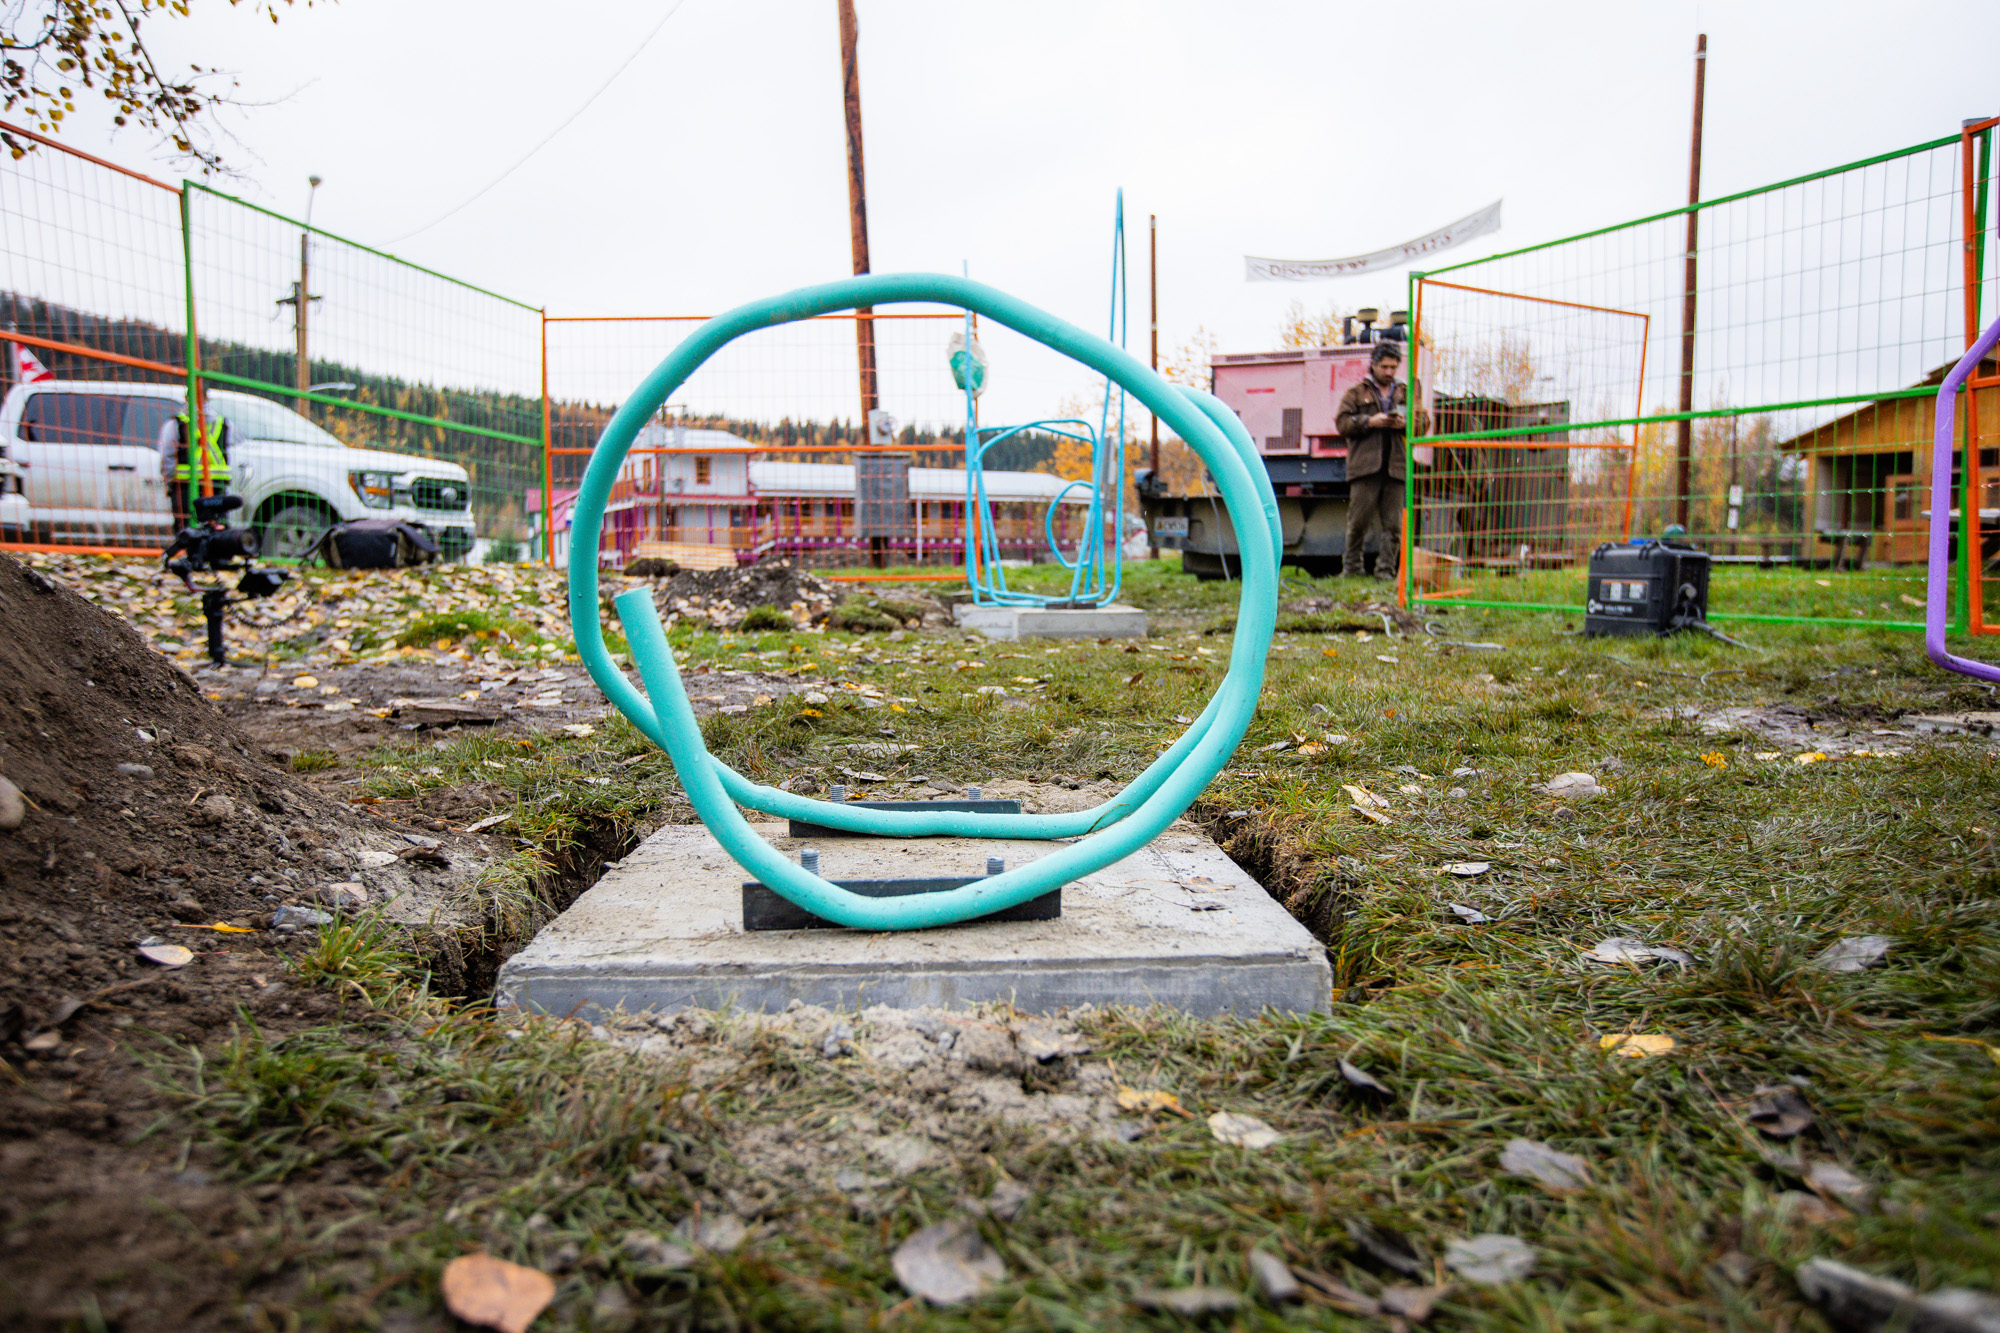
xmin=114 ymin=763 xmax=154 ymax=780
xmin=1208 ymin=1111 xmax=1282 ymax=1149
xmin=1445 ymin=1234 xmax=1537 ymax=1285
xmin=1249 ymin=1250 xmax=1301 ymax=1304
xmin=0 ymin=775 xmax=22 ymax=830
xmin=1133 ymin=1287 xmax=1243 ymax=1317
xmin=1500 ymin=1137 xmax=1591 ymax=1191
xmin=191 ymin=793 xmax=235 ymax=827
xmin=271 ymin=905 xmax=332 ymax=929
xmin=1810 ymin=935 xmax=1893 ymax=973
xmin=891 ymin=1219 xmax=1006 ymax=1306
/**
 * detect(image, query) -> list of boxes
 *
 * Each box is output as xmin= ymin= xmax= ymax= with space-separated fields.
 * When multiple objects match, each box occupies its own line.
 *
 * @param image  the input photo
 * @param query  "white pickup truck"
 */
xmin=0 ymin=381 xmax=477 ymax=559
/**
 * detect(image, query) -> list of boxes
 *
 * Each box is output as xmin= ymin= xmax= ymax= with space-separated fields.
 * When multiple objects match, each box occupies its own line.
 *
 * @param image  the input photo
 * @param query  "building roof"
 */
xmin=630 ymin=425 xmax=759 ymax=452
xmin=1781 ymin=357 xmax=1999 ymax=452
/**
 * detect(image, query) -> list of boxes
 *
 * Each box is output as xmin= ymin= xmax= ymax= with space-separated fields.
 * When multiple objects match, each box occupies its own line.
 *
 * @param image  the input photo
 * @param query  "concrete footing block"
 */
xmin=496 ymin=821 xmax=1328 ymax=1019
xmin=952 ymin=603 xmax=1149 ymax=640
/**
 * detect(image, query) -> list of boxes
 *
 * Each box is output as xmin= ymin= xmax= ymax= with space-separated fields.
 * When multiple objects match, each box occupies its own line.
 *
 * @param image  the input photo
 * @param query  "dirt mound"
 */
xmin=648 ymin=557 xmax=841 ymax=629
xmin=0 ymin=551 xmax=493 ymax=1329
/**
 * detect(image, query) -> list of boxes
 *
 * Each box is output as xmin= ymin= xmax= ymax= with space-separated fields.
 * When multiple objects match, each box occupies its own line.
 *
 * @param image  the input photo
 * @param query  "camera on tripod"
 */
xmin=161 ymin=493 xmax=290 ymax=664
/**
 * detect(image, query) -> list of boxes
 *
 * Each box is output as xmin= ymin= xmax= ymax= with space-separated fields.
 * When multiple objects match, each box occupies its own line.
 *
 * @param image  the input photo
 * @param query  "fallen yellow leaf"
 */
xmin=172 ymin=921 xmax=256 ymax=934
xmin=1116 ymin=1086 xmax=1190 ymax=1117
xmin=291 ymin=674 xmax=318 ymax=689
xmin=1794 ymin=752 xmax=1830 ymax=765
xmin=1599 ymin=1033 xmax=1677 ymax=1058
xmin=1922 ymin=1034 xmax=2000 ymax=1068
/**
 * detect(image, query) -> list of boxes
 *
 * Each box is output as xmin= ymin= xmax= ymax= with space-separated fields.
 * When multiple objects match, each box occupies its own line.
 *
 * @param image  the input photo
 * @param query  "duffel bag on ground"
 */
xmin=302 ymin=518 xmax=442 ymax=569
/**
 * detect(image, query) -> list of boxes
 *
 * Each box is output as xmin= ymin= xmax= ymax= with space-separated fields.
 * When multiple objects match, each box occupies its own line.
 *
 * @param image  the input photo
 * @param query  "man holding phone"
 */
xmin=1335 ymin=341 xmax=1426 ymax=580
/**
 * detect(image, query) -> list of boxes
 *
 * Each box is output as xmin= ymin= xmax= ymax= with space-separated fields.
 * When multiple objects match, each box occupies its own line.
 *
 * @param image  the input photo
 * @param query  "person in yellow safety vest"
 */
xmin=157 ymin=408 xmax=231 ymax=530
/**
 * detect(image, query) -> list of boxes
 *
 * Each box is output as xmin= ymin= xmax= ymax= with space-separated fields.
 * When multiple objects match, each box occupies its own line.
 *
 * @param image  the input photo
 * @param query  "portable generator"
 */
xmin=1584 ymin=538 xmax=1712 ymax=637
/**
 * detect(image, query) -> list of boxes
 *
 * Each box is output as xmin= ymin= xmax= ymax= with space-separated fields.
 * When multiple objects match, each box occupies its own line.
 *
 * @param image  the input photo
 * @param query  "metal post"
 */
xmin=1674 ymin=34 xmax=1707 ymax=529
xmin=296 ymin=231 xmax=311 ymax=414
xmin=541 ymin=310 xmax=555 ymax=566
xmin=1149 ymin=212 xmax=1160 ymax=560
xmin=178 ymin=183 xmax=210 ymax=503
xmin=837 ymin=0 xmax=878 ymax=421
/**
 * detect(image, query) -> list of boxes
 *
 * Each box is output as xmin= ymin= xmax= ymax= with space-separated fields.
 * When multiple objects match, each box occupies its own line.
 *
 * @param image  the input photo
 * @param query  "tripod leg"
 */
xmin=202 ymin=589 xmax=228 ymax=665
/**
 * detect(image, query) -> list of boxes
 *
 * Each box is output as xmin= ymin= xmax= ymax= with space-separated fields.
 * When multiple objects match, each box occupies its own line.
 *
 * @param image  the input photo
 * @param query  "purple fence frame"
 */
xmin=1927 ymin=313 xmax=2000 ymax=683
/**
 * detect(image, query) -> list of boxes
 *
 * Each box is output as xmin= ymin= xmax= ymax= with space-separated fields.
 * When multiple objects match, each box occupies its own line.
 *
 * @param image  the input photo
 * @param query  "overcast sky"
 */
xmin=34 ymin=0 xmax=2000 ymax=425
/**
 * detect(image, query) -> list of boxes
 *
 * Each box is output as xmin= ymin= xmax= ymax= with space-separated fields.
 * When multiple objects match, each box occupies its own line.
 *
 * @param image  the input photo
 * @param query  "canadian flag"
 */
xmin=10 ymin=340 xmax=54 ymax=384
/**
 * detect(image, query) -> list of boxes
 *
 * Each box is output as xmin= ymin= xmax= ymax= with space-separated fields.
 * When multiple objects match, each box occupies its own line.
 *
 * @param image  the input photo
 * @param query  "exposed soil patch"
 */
xmin=648 ymin=557 xmax=843 ymax=629
xmin=0 ymin=551 xmax=503 ymax=1331
xmin=1661 ymin=703 xmax=1969 ymax=756
xmin=594 ymin=1003 xmax=1128 ymax=1218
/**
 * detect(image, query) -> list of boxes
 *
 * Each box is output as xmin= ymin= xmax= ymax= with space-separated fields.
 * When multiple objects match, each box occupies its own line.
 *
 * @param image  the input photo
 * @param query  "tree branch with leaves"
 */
xmin=2 ymin=0 xmax=325 ymax=171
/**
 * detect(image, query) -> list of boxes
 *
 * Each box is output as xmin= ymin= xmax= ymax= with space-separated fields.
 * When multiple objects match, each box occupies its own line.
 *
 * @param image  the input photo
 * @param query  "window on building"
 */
xmin=694 ymin=456 xmax=712 ymax=485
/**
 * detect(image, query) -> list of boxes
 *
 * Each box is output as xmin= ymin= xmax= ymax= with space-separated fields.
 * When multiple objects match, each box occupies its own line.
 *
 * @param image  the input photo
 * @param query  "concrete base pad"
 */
xmin=496 ymin=821 xmax=1328 ymax=1018
xmin=952 ymin=603 xmax=1148 ymax=640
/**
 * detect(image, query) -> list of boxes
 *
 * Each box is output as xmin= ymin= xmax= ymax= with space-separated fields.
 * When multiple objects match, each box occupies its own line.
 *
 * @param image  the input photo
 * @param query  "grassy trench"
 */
xmin=153 ymin=564 xmax=2000 ymax=1330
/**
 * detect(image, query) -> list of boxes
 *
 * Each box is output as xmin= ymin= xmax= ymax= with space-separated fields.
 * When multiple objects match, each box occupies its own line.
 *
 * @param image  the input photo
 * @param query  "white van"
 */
xmin=0 ymin=381 xmax=478 ymax=559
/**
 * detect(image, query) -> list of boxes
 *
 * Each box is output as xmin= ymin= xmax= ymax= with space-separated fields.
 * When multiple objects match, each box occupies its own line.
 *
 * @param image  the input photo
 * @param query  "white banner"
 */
xmin=1245 ymin=200 xmax=1503 ymax=282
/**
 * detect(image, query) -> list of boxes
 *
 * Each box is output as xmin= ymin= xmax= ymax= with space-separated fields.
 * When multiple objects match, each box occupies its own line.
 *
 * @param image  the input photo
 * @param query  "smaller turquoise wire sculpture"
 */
xmin=958 ymin=191 xmax=1129 ymax=608
xmin=569 ymin=272 xmax=1278 ymax=931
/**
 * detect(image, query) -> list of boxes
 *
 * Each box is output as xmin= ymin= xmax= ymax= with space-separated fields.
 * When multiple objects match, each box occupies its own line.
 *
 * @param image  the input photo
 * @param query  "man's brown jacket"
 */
xmin=1336 ymin=374 xmax=1430 ymax=481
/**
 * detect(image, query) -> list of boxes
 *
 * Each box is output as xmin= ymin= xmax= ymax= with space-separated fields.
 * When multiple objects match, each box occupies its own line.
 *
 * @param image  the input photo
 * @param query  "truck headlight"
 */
xmin=349 ymin=471 xmax=395 ymax=509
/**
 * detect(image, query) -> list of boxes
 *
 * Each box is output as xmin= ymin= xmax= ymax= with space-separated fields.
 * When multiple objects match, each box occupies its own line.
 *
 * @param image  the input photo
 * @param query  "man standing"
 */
xmin=1335 ymin=342 xmax=1426 ymax=579
xmin=158 ymin=405 xmax=231 ymax=530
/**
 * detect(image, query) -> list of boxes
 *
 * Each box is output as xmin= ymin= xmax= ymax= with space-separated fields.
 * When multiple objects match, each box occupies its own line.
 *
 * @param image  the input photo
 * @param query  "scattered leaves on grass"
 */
xmin=1442 ymin=861 xmax=1491 ymax=876
xmin=1600 ymin=1033 xmax=1677 ymax=1058
xmin=1449 ymin=903 xmax=1492 ymax=924
xmin=1809 ymin=934 xmax=1892 ymax=972
xmin=1344 ymin=1218 xmax=1427 ymax=1278
xmin=439 ymin=1252 xmax=555 ymax=1333
xmin=1342 ymin=783 xmax=1390 ymax=810
xmin=1248 ymin=1250 xmax=1301 ymax=1304
xmin=1133 ymin=1287 xmax=1242 ymax=1317
xmin=1338 ymin=1059 xmax=1393 ymax=1098
xmin=892 ymin=1219 xmax=1005 ymax=1306
xmin=1499 ymin=1137 xmax=1591 ymax=1191
xmin=1583 ymin=936 xmax=1694 ymax=969
xmin=1445 ymin=1234 xmax=1537 ymax=1285
xmin=1746 ymin=1085 xmax=1816 ymax=1139
xmin=137 ymin=943 xmax=193 ymax=968
xmin=1208 ymin=1111 xmax=1282 ymax=1149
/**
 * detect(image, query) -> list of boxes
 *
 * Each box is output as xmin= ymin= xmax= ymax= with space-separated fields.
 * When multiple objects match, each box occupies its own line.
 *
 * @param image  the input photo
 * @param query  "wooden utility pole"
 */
xmin=837 ymin=0 xmax=877 ymax=420
xmin=1674 ymin=34 xmax=1707 ymax=528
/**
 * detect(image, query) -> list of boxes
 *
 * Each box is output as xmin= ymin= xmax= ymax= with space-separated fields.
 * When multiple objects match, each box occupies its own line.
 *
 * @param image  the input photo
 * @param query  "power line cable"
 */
xmin=388 ymin=0 xmax=692 ymax=243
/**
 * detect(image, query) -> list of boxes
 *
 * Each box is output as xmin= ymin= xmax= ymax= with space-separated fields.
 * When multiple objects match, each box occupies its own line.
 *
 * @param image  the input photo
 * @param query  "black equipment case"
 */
xmin=1584 ymin=539 xmax=1712 ymax=637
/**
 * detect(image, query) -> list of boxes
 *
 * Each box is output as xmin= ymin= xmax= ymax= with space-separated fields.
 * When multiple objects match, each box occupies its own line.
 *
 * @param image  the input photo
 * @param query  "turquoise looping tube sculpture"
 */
xmin=570 ymin=273 xmax=1279 ymax=930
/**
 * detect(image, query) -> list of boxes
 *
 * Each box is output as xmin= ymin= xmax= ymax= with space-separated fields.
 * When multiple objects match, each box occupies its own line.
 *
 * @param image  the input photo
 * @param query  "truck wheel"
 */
xmin=259 ymin=502 xmax=334 ymax=560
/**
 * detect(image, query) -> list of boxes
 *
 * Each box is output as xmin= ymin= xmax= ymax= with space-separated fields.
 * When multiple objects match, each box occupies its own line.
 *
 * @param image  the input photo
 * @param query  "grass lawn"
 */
xmin=161 ymin=560 xmax=1999 ymax=1330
